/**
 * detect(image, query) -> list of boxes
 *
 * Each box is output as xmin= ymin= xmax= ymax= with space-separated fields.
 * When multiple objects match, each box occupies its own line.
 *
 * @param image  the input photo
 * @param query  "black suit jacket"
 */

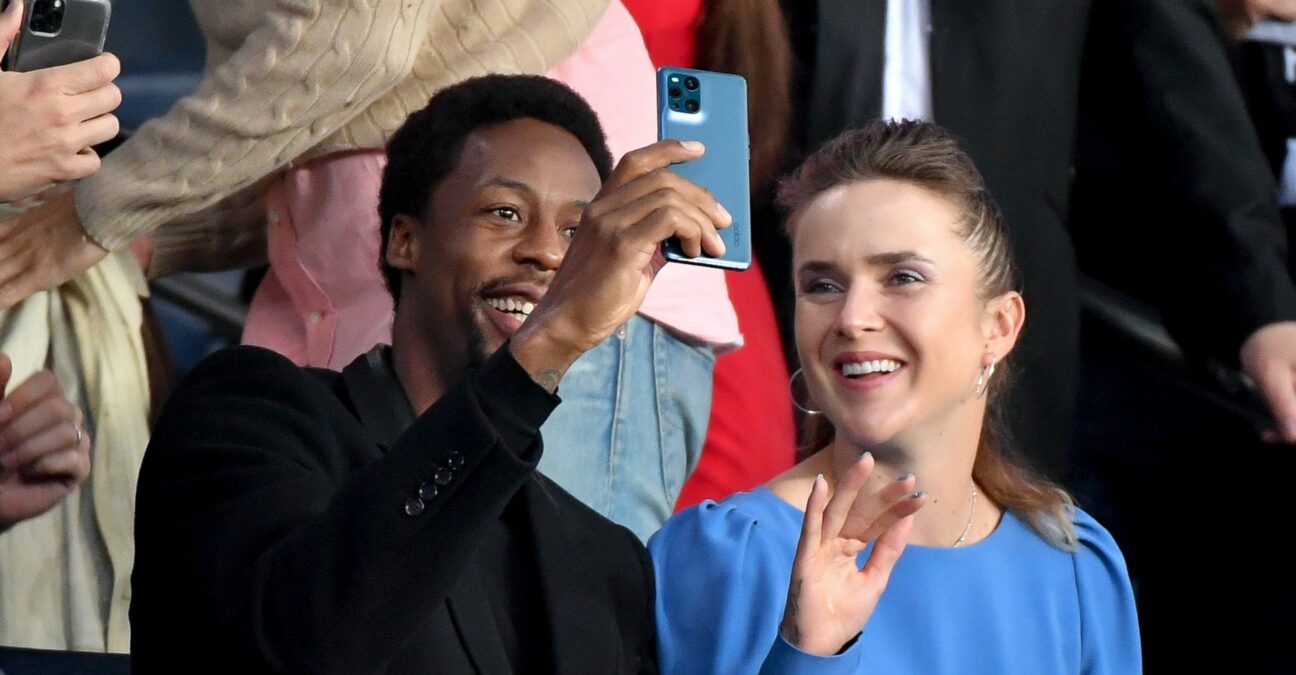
xmin=131 ymin=346 xmax=657 ymax=674
xmin=779 ymin=0 xmax=1296 ymax=475
xmin=1229 ymin=39 xmax=1296 ymax=278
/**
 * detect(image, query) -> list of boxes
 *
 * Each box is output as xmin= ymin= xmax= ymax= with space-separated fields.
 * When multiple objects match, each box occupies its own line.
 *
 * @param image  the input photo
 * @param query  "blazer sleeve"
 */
xmin=1111 ymin=0 xmax=1296 ymax=359
xmin=649 ymin=500 xmax=863 ymax=675
xmin=1072 ymin=510 xmax=1143 ymax=675
xmin=131 ymin=345 xmax=556 ymax=674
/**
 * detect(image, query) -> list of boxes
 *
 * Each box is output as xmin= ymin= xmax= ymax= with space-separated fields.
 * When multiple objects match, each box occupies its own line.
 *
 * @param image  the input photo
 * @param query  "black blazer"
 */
xmin=131 ymin=346 xmax=657 ymax=674
xmin=779 ymin=0 xmax=1296 ymax=475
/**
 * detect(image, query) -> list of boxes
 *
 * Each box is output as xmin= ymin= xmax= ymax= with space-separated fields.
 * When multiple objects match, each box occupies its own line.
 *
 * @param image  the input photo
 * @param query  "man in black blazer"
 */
xmin=129 ymin=75 xmax=732 ymax=673
xmin=777 ymin=0 xmax=1296 ymax=478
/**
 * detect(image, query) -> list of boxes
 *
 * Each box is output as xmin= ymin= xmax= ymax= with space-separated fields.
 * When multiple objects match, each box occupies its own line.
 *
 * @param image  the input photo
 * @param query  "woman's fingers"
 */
xmin=0 ymin=417 xmax=80 ymax=470
xmin=21 ymin=442 xmax=90 ymax=481
xmin=840 ymin=472 xmax=920 ymax=542
xmin=821 ymin=452 xmax=874 ymax=540
xmin=0 ymin=369 xmax=60 ymax=421
xmin=798 ymin=473 xmax=829 ymax=550
xmin=73 ymin=109 xmax=121 ymax=151
xmin=0 ymin=371 xmax=80 ymax=470
xmin=860 ymin=514 xmax=916 ymax=590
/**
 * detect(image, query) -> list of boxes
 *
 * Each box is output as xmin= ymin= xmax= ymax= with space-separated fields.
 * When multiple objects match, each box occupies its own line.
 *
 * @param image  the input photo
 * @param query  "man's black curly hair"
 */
xmin=377 ymin=74 xmax=614 ymax=300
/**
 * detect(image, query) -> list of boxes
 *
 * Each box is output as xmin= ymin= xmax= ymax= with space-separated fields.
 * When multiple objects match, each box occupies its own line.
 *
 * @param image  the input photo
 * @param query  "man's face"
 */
xmin=387 ymin=118 xmax=603 ymax=379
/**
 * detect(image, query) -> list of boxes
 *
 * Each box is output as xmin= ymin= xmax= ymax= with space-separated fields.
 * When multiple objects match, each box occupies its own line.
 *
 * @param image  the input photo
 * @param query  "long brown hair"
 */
xmin=777 ymin=120 xmax=1077 ymax=549
xmin=696 ymin=0 xmax=795 ymax=197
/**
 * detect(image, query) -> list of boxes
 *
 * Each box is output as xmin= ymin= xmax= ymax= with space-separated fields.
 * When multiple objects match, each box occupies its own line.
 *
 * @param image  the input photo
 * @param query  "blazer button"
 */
xmin=403 ymin=497 xmax=425 ymax=516
xmin=447 ymin=452 xmax=465 ymax=469
xmin=418 ymin=482 xmax=438 ymax=501
xmin=433 ymin=468 xmax=453 ymax=486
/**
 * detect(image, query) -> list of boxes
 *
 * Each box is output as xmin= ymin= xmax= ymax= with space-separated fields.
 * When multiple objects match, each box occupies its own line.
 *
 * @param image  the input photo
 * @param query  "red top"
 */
xmin=621 ymin=0 xmax=703 ymax=68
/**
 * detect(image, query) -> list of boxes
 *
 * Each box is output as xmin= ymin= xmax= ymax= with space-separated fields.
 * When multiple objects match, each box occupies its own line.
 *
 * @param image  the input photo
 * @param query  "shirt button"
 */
xmin=268 ymin=210 xmax=280 ymax=225
xmin=447 ymin=452 xmax=465 ymax=469
xmin=433 ymin=468 xmax=453 ymax=486
xmin=418 ymin=482 xmax=438 ymax=501
xmin=308 ymin=311 xmax=323 ymax=324
xmin=403 ymin=497 xmax=425 ymax=516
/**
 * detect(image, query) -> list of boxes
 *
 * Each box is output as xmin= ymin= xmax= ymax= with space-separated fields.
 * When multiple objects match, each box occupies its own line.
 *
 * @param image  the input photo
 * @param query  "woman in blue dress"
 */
xmin=650 ymin=120 xmax=1141 ymax=674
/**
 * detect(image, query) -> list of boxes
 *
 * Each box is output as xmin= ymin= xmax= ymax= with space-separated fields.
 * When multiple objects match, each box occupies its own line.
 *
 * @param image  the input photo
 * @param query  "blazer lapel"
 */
xmin=445 ymin=563 xmax=514 ymax=675
xmin=520 ymin=478 xmax=618 ymax=672
xmin=340 ymin=346 xmax=415 ymax=450
xmin=344 ymin=348 xmax=513 ymax=673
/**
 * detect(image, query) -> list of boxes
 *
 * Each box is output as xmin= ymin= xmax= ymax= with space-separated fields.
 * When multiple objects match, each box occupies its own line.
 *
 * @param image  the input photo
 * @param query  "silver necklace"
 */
xmin=951 ymin=484 xmax=978 ymax=547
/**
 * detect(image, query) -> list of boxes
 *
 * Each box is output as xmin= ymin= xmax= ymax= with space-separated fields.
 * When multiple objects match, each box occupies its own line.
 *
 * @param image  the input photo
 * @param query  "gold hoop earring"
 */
xmin=790 ymin=368 xmax=822 ymax=415
xmin=974 ymin=361 xmax=997 ymax=398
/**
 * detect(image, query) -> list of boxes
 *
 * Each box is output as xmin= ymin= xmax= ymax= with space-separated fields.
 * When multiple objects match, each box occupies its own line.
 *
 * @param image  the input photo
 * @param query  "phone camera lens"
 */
xmin=28 ymin=0 xmax=65 ymax=34
xmin=684 ymin=100 xmax=699 ymax=113
xmin=669 ymin=87 xmax=682 ymax=98
xmin=683 ymin=76 xmax=700 ymax=91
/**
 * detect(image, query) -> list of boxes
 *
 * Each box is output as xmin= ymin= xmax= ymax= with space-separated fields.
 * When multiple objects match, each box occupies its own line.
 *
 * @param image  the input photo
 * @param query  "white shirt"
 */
xmin=882 ymin=0 xmax=935 ymax=122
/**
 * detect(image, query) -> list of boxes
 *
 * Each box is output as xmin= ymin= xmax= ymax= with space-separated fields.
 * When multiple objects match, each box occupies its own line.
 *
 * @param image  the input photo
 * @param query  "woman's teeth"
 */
xmin=840 ymin=359 xmax=902 ymax=377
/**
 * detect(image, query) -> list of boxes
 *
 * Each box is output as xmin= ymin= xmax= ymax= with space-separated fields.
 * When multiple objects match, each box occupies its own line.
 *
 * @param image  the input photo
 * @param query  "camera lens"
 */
xmin=28 ymin=0 xmax=65 ymax=34
xmin=683 ymin=76 xmax=700 ymax=91
xmin=684 ymin=100 xmax=699 ymax=113
xmin=669 ymin=87 xmax=682 ymax=98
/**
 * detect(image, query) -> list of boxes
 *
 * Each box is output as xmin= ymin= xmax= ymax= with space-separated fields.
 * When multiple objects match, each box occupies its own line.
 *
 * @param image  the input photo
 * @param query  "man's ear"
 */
xmin=981 ymin=290 xmax=1025 ymax=362
xmin=386 ymin=214 xmax=421 ymax=273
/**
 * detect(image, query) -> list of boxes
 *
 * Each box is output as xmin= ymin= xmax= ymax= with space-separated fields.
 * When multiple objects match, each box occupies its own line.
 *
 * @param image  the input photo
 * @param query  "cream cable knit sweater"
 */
xmin=76 ymin=0 xmax=609 ymax=277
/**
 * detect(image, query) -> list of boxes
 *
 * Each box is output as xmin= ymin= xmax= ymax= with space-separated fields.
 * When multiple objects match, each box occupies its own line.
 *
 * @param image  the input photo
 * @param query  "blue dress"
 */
xmin=649 ymin=486 xmax=1141 ymax=674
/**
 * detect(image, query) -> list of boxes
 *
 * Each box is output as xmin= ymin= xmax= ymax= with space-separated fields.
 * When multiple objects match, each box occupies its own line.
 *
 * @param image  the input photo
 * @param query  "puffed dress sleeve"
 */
xmin=649 ymin=495 xmax=865 ymax=674
xmin=1073 ymin=509 xmax=1142 ymax=674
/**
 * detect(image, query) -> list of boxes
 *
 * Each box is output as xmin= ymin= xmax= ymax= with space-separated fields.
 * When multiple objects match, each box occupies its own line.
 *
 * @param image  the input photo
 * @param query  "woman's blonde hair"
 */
xmin=778 ymin=119 xmax=1077 ymax=550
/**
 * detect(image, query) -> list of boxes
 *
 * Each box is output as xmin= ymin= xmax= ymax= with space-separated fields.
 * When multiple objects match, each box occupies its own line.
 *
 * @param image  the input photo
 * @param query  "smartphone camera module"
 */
xmin=28 ymin=0 xmax=66 ymax=35
xmin=667 ymin=74 xmax=702 ymax=115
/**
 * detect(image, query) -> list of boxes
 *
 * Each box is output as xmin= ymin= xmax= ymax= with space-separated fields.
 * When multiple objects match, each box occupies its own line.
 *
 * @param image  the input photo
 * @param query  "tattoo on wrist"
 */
xmin=783 ymin=578 xmax=803 ymax=646
xmin=534 ymin=368 xmax=563 ymax=394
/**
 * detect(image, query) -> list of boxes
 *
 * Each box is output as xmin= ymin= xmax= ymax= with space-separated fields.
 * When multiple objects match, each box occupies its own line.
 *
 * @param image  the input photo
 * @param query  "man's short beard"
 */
xmin=465 ymin=322 xmax=488 ymax=368
xmin=460 ymin=303 xmax=489 ymax=369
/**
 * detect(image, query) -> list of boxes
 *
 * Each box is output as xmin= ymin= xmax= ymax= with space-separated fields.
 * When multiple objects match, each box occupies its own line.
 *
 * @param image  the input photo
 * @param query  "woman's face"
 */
xmin=791 ymin=178 xmax=1020 ymax=448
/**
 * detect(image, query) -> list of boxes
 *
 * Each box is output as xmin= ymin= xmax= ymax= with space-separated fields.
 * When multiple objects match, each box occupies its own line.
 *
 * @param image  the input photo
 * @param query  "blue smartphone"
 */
xmin=657 ymin=67 xmax=751 ymax=271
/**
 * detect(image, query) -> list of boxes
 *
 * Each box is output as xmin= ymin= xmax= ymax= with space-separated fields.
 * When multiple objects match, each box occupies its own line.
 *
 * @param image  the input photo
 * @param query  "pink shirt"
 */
xmin=243 ymin=0 xmax=740 ymax=369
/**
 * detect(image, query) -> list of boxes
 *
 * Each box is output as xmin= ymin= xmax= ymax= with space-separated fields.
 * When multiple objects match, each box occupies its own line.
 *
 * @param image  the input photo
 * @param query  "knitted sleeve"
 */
xmin=75 ymin=0 xmax=442 ymax=252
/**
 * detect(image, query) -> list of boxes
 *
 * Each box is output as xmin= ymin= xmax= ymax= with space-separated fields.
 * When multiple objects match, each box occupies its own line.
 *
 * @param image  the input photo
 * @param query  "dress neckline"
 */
xmin=749 ymin=484 xmax=1020 ymax=553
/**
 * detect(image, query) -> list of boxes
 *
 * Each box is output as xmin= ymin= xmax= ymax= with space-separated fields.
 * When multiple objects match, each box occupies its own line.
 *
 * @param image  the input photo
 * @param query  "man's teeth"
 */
xmin=486 ymin=296 xmax=536 ymax=319
xmin=840 ymin=359 xmax=902 ymax=376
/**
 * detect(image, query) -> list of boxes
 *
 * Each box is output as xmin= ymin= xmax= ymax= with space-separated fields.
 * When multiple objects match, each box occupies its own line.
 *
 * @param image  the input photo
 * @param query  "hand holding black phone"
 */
xmin=3 ymin=0 xmax=110 ymax=72
xmin=0 ymin=0 xmax=118 ymax=204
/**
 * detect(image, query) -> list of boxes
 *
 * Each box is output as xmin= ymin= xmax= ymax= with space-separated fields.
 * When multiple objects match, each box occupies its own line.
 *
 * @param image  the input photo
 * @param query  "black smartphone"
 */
xmin=657 ymin=67 xmax=752 ymax=271
xmin=4 ymin=0 xmax=110 ymax=72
